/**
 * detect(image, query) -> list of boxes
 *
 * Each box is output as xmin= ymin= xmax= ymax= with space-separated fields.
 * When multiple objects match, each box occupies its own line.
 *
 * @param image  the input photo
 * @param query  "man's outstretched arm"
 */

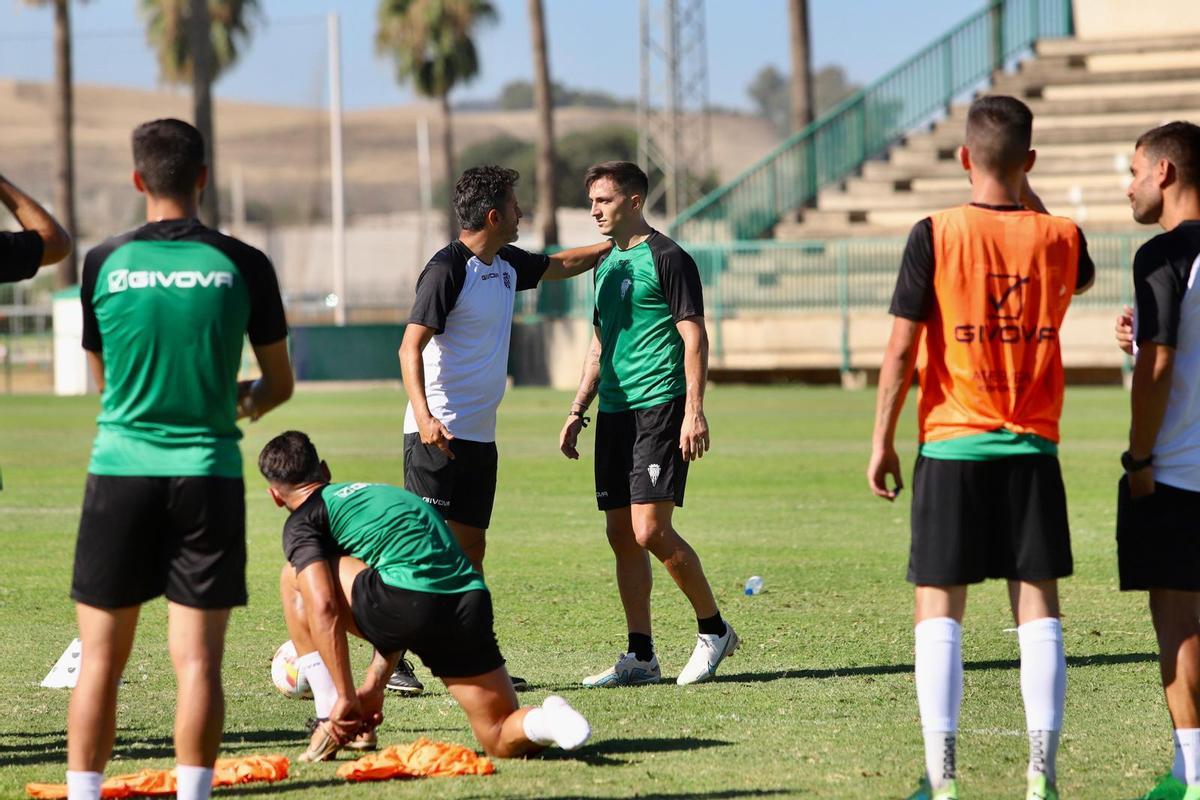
xmin=542 ymin=240 xmax=613 ymax=280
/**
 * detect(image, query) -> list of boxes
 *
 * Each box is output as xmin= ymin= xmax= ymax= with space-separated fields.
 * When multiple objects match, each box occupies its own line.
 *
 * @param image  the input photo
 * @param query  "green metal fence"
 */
xmin=669 ymin=0 xmax=1073 ymax=243
xmin=524 ymin=233 xmax=1147 ymax=322
xmin=519 ymin=232 xmax=1149 ymax=373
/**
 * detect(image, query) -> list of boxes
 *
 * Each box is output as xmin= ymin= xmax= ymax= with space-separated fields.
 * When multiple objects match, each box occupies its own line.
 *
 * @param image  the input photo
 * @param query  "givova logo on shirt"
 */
xmin=107 ymin=269 xmax=235 ymax=293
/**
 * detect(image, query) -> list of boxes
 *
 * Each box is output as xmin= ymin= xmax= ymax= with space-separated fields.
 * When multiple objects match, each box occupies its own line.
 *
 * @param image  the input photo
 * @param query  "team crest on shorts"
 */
xmin=647 ymin=463 xmax=661 ymax=487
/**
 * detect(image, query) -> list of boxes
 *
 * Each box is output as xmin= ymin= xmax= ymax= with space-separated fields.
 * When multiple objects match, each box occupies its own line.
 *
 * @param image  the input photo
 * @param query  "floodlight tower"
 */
xmin=638 ymin=0 xmax=712 ymax=221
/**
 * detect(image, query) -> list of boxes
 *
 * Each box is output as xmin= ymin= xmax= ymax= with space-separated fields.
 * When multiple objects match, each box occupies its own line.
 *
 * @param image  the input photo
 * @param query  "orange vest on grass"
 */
xmin=917 ymin=205 xmax=1080 ymax=444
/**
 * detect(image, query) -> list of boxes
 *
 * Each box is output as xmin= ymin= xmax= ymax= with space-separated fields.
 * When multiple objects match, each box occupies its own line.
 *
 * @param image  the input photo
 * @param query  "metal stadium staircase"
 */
xmin=669 ymin=0 xmax=1075 ymax=242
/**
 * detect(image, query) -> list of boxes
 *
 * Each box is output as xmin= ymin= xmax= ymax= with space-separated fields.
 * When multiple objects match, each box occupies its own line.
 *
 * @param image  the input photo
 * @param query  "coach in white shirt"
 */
xmin=390 ymin=167 xmax=609 ymax=694
xmin=401 ymin=165 xmax=608 ymax=564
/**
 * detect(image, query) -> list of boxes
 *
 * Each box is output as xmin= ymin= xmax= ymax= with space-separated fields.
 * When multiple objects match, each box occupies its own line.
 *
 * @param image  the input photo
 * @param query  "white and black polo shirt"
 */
xmin=1133 ymin=220 xmax=1200 ymax=491
xmin=403 ymin=241 xmax=549 ymax=443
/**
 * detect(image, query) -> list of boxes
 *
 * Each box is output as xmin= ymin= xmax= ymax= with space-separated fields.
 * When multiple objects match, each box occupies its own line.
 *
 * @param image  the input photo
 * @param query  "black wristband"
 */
xmin=1121 ymin=450 xmax=1153 ymax=473
xmin=568 ymin=411 xmax=590 ymax=429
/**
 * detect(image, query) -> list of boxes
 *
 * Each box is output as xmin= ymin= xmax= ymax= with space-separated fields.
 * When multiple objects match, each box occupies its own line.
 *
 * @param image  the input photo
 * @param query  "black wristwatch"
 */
xmin=1121 ymin=450 xmax=1154 ymax=473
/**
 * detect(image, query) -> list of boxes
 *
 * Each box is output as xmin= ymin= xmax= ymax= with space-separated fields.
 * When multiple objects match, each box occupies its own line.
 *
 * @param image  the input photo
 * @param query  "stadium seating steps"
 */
xmin=775 ymin=32 xmax=1200 ymax=240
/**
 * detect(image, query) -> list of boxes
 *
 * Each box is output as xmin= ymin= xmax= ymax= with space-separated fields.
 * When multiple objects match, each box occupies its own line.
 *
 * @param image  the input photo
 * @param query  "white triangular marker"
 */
xmin=42 ymin=638 xmax=82 ymax=688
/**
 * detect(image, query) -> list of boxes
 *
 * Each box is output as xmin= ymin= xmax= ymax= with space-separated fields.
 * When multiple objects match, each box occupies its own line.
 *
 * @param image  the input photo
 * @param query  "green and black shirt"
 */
xmin=592 ymin=231 xmax=704 ymax=413
xmin=282 ymin=482 xmax=487 ymax=595
xmin=81 ymin=218 xmax=288 ymax=477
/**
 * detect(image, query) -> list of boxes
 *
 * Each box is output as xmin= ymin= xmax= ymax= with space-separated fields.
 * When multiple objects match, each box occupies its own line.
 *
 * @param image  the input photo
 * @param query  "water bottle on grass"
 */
xmin=744 ymin=576 xmax=764 ymax=596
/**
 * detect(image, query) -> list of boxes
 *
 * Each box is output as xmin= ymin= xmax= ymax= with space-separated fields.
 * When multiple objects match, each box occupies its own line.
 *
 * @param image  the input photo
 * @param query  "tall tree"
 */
xmin=139 ymin=0 xmax=260 ymax=227
xmin=788 ymin=0 xmax=813 ymax=133
xmin=527 ymin=0 xmax=557 ymax=247
xmin=24 ymin=0 xmax=81 ymax=287
xmin=747 ymin=65 xmax=789 ymax=135
xmin=376 ymin=0 xmax=498 ymax=240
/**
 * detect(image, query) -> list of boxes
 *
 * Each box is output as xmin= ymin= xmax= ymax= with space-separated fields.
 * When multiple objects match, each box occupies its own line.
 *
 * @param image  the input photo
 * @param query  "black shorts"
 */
xmin=350 ymin=568 xmax=504 ymax=678
xmin=908 ymin=454 xmax=1072 ymax=585
xmin=1117 ymin=477 xmax=1200 ymax=591
xmin=403 ymin=433 xmax=497 ymax=529
xmin=595 ymin=396 xmax=688 ymax=510
xmin=72 ymin=474 xmax=247 ymax=609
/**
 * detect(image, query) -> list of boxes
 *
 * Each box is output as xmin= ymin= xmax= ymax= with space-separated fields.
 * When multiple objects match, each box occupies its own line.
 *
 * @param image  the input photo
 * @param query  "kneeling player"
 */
xmin=258 ymin=430 xmax=590 ymax=761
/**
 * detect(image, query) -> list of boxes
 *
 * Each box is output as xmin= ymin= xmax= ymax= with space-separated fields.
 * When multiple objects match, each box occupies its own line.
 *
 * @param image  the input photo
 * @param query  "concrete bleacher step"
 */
xmin=995 ymin=65 xmax=1200 ymax=91
xmin=842 ymin=172 xmax=1128 ymax=198
xmin=760 ymin=31 xmax=1197 ymax=247
xmin=879 ymin=147 xmax=1134 ymax=173
xmin=818 ymin=185 xmax=1132 ymax=211
xmin=777 ymin=206 xmax=1154 ymax=240
xmin=1023 ymin=93 xmax=1200 ymax=116
xmin=907 ymin=120 xmax=1185 ymax=149
xmin=865 ymin=153 xmax=1132 ymax=181
xmin=1039 ymin=79 xmax=1200 ymax=102
xmin=1035 ymin=33 xmax=1200 ymax=58
xmin=940 ymin=106 xmax=1200 ymax=130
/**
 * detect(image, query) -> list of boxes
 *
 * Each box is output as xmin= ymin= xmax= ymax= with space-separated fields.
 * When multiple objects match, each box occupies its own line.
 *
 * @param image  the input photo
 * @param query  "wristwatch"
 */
xmin=1121 ymin=450 xmax=1153 ymax=473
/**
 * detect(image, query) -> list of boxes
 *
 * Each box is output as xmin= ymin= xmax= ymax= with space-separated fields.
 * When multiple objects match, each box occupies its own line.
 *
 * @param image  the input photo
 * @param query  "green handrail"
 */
xmin=519 ymin=230 xmax=1147 ymax=367
xmin=668 ymin=0 xmax=1073 ymax=242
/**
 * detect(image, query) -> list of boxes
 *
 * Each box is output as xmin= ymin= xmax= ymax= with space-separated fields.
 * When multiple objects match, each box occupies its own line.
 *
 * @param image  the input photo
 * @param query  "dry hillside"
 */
xmin=0 ymin=79 xmax=779 ymax=235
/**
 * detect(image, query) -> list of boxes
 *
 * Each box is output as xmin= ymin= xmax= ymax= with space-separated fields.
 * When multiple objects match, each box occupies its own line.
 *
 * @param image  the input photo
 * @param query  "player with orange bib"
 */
xmin=867 ymin=96 xmax=1094 ymax=800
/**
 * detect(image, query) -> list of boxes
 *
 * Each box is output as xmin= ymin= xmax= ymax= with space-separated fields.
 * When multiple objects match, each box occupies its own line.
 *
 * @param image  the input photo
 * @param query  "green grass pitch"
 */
xmin=0 ymin=385 xmax=1173 ymax=798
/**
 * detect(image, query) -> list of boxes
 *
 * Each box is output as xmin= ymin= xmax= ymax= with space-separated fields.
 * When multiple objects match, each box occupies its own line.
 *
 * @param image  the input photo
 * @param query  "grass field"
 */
xmin=0 ymin=385 xmax=1174 ymax=799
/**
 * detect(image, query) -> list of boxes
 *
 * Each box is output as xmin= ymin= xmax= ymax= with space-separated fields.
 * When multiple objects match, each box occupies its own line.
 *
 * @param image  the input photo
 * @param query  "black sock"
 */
xmin=627 ymin=632 xmax=654 ymax=661
xmin=698 ymin=612 xmax=726 ymax=637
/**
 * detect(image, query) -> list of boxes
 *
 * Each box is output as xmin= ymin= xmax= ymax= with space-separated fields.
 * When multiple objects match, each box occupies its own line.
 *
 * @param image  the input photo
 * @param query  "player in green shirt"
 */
xmin=559 ymin=161 xmax=737 ymax=688
xmin=258 ymin=431 xmax=591 ymax=761
xmin=66 ymin=119 xmax=294 ymax=800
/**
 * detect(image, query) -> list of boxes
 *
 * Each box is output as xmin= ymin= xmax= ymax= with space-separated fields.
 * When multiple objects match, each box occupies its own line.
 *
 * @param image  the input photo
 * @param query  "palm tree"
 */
xmin=527 ymin=0 xmax=557 ymax=247
xmin=23 ymin=0 xmax=82 ymax=287
xmin=139 ymin=0 xmax=260 ymax=227
xmin=376 ymin=0 xmax=498 ymax=240
xmin=788 ymin=0 xmax=813 ymax=133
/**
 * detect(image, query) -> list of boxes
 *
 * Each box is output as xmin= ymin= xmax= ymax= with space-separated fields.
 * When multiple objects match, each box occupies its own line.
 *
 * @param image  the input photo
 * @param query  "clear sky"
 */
xmin=0 ymin=0 xmax=988 ymax=111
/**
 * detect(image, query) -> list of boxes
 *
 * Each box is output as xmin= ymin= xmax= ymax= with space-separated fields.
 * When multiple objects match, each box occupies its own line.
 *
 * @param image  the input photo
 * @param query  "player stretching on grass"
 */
xmin=867 ymin=96 xmax=1094 ymax=800
xmin=559 ymin=161 xmax=736 ymax=688
xmin=66 ymin=119 xmax=293 ymax=800
xmin=391 ymin=165 xmax=610 ymax=695
xmin=258 ymin=431 xmax=590 ymax=761
xmin=1112 ymin=122 xmax=1200 ymax=800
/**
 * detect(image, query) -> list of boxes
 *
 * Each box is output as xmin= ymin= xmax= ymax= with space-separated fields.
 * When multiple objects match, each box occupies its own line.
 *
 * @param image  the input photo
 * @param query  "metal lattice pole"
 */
xmin=638 ymin=0 xmax=712 ymax=221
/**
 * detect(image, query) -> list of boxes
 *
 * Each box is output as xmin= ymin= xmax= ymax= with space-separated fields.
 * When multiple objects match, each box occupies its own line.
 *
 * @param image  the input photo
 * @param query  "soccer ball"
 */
xmin=270 ymin=640 xmax=312 ymax=699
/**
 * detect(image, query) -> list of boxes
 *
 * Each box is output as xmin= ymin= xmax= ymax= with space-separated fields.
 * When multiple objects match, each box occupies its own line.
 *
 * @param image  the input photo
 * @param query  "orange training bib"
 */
xmin=917 ymin=205 xmax=1079 ymax=444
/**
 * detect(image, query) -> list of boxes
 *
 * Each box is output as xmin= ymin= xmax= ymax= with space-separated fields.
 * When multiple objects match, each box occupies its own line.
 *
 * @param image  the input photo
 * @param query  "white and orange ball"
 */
xmin=270 ymin=640 xmax=312 ymax=699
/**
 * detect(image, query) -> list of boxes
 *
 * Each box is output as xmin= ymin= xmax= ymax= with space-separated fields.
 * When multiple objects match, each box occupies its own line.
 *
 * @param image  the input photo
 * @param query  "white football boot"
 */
xmin=582 ymin=652 xmax=661 ymax=687
xmin=676 ymin=624 xmax=739 ymax=685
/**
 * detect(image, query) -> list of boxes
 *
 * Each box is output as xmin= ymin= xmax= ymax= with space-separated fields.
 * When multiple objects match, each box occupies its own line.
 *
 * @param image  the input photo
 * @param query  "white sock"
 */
xmin=1178 ymin=729 xmax=1200 ymax=786
xmin=66 ymin=770 xmax=102 ymax=800
xmin=521 ymin=695 xmax=590 ymax=750
xmin=1018 ymin=617 xmax=1066 ymax=781
xmin=1175 ymin=730 xmax=1186 ymax=782
xmin=1027 ymin=730 xmax=1060 ymax=783
xmin=295 ymin=651 xmax=338 ymax=720
xmin=915 ymin=617 xmax=962 ymax=788
xmin=174 ymin=764 xmax=214 ymax=800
